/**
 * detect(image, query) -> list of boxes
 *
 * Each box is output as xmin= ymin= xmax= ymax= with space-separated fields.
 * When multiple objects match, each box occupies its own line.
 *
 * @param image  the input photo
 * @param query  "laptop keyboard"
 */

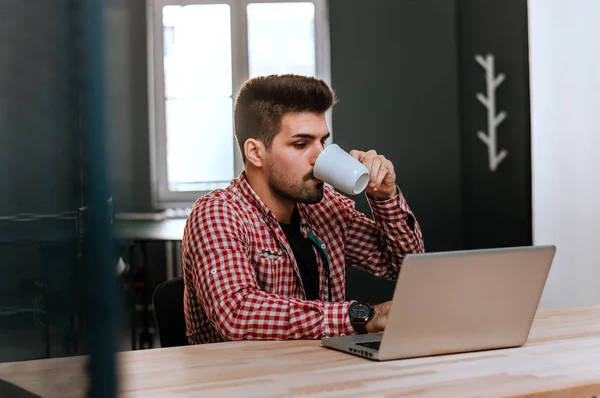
xmin=355 ymin=341 xmax=381 ymax=351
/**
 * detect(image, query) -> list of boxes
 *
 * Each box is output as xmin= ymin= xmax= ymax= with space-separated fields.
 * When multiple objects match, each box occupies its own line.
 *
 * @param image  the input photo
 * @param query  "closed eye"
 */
xmin=294 ymin=143 xmax=307 ymax=148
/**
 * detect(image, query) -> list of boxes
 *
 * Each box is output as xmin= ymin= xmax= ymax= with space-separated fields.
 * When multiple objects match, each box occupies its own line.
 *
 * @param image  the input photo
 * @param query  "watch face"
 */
xmin=350 ymin=303 xmax=372 ymax=319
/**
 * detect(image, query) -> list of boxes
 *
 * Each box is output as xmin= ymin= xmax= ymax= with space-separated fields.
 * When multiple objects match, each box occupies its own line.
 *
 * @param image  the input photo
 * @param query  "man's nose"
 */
xmin=310 ymin=145 xmax=324 ymax=166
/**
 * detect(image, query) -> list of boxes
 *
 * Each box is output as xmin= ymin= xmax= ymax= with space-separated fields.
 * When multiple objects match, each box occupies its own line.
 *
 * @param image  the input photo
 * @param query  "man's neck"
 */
xmin=245 ymin=170 xmax=295 ymax=223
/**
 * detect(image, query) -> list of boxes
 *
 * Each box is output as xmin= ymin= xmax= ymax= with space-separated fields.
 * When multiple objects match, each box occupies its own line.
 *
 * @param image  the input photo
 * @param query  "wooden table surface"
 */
xmin=1 ymin=305 xmax=599 ymax=398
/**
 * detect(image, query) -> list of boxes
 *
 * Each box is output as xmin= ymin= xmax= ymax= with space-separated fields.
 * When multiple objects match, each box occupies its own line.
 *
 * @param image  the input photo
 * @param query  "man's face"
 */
xmin=264 ymin=112 xmax=330 ymax=204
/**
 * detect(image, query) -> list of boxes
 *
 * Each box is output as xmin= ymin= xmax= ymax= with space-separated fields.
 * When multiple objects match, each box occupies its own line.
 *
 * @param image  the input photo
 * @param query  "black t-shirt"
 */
xmin=279 ymin=219 xmax=320 ymax=301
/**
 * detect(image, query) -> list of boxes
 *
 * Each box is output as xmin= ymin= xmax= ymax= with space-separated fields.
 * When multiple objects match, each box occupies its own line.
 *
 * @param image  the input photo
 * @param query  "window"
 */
xmin=147 ymin=0 xmax=330 ymax=208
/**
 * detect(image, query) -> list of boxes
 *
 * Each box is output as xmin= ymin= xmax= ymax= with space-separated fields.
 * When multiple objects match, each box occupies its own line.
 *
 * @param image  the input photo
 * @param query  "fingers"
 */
xmin=350 ymin=149 xmax=396 ymax=198
xmin=355 ymin=149 xmax=377 ymax=169
xmin=369 ymin=157 xmax=383 ymax=188
xmin=352 ymin=150 xmax=391 ymax=189
xmin=349 ymin=150 xmax=364 ymax=161
xmin=374 ymin=157 xmax=393 ymax=188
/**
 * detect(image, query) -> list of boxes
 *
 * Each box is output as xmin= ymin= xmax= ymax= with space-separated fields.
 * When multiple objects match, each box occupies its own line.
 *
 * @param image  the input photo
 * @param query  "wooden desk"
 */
xmin=1 ymin=305 xmax=599 ymax=398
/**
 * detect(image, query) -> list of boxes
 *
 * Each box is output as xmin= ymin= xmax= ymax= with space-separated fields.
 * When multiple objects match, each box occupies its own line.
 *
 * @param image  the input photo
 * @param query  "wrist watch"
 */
xmin=348 ymin=302 xmax=375 ymax=334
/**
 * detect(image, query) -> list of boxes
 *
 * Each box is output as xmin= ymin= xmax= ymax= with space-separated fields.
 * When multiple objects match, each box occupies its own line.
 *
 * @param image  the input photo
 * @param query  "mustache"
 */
xmin=303 ymin=171 xmax=318 ymax=182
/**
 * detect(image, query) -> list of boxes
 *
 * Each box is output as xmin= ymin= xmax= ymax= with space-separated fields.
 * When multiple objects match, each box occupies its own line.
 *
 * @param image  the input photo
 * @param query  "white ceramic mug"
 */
xmin=313 ymin=144 xmax=370 ymax=195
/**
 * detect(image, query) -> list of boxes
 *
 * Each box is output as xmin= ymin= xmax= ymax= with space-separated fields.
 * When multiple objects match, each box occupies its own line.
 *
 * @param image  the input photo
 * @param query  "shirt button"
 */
xmin=211 ymin=269 xmax=217 ymax=275
xmin=321 ymin=244 xmax=326 ymax=249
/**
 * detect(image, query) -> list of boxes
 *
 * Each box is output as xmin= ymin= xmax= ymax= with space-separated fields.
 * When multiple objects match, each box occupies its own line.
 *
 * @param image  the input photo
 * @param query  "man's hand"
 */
xmin=349 ymin=149 xmax=397 ymax=201
xmin=365 ymin=301 xmax=392 ymax=334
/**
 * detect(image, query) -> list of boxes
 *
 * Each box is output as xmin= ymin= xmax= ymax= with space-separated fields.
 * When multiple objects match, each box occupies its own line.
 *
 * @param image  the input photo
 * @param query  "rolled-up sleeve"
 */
xmin=342 ymin=188 xmax=425 ymax=280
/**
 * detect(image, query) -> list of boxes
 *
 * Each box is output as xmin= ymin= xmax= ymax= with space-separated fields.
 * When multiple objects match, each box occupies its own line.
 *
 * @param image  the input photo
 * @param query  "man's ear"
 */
xmin=244 ymin=138 xmax=266 ymax=168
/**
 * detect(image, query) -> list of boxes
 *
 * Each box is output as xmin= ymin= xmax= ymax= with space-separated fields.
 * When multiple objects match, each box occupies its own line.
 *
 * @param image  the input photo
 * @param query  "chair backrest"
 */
xmin=153 ymin=277 xmax=188 ymax=347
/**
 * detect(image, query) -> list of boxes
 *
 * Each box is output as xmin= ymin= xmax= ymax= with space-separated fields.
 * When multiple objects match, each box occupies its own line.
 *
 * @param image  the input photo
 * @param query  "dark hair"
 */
xmin=233 ymin=74 xmax=336 ymax=163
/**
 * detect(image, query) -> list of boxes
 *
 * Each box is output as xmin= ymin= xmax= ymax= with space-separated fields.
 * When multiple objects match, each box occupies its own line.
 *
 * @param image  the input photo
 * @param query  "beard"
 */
xmin=267 ymin=160 xmax=324 ymax=204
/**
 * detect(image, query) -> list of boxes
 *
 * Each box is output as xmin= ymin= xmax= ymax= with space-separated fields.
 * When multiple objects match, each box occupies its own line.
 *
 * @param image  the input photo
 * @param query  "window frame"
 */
xmin=146 ymin=0 xmax=331 ymax=209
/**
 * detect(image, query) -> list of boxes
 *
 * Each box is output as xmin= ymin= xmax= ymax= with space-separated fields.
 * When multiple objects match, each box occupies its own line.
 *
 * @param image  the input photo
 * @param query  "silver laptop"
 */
xmin=322 ymin=245 xmax=556 ymax=361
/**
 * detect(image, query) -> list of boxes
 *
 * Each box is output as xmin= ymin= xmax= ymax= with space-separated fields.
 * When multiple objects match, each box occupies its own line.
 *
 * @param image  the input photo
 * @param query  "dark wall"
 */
xmin=0 ymin=0 xmax=82 ymax=361
xmin=330 ymin=0 xmax=533 ymax=303
xmin=457 ymin=0 xmax=532 ymax=249
xmin=329 ymin=0 xmax=464 ymax=303
xmin=0 ymin=1 xmax=81 ymax=228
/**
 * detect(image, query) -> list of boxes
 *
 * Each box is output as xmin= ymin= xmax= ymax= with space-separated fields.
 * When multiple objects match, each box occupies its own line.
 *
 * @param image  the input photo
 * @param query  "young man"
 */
xmin=182 ymin=74 xmax=424 ymax=344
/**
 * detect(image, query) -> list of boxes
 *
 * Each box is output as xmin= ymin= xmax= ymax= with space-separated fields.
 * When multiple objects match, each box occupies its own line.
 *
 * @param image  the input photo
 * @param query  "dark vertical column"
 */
xmin=81 ymin=0 xmax=117 ymax=396
xmin=456 ymin=0 xmax=532 ymax=249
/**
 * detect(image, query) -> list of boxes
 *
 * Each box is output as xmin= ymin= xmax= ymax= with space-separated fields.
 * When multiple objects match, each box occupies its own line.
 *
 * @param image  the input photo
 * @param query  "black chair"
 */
xmin=153 ymin=277 xmax=189 ymax=347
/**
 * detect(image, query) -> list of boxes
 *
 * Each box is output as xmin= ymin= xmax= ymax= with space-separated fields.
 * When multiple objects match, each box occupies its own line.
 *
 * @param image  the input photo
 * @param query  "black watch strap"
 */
xmin=352 ymin=319 xmax=368 ymax=335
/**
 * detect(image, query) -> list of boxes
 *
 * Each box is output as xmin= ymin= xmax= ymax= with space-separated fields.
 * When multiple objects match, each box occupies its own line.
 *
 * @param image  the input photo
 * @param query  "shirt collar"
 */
xmin=236 ymin=172 xmax=277 ymax=222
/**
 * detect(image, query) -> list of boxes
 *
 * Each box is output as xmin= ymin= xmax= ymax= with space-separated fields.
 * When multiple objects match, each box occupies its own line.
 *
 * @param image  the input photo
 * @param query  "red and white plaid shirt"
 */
xmin=182 ymin=173 xmax=424 ymax=344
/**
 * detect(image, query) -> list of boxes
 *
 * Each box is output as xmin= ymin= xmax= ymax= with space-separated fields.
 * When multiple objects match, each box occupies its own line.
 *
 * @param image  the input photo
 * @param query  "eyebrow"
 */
xmin=290 ymin=132 xmax=331 ymax=140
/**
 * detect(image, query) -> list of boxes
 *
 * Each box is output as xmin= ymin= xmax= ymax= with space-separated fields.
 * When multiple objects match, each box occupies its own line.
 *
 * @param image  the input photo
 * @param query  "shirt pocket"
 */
xmin=252 ymin=246 xmax=285 ymax=293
